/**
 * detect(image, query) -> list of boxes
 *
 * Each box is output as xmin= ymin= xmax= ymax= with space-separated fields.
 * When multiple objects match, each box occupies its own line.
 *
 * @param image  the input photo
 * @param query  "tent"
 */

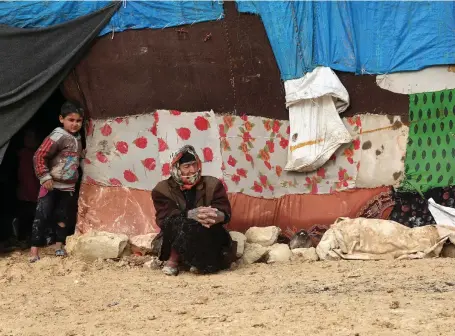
xmin=1 ymin=1 xmax=455 ymax=240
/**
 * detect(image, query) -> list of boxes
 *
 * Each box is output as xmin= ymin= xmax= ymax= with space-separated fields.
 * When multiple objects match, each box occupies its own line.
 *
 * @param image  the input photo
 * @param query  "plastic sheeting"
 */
xmin=0 ymin=3 xmax=119 ymax=149
xmin=0 ymin=142 xmax=8 ymax=166
xmin=428 ymin=198 xmax=455 ymax=228
xmin=284 ymin=67 xmax=352 ymax=172
xmin=237 ymin=1 xmax=455 ymax=79
xmin=77 ymin=182 xmax=389 ymax=237
xmin=376 ymin=66 xmax=455 ymax=95
xmin=0 ymin=1 xmax=224 ymax=36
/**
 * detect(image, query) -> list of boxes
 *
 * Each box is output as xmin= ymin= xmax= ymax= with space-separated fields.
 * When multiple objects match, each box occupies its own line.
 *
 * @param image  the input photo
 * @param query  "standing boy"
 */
xmin=30 ymin=102 xmax=84 ymax=262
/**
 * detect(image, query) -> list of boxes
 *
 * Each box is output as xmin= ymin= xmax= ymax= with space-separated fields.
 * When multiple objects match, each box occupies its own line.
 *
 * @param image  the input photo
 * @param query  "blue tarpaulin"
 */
xmin=0 ymin=1 xmax=224 ymax=36
xmin=237 ymin=1 xmax=455 ymax=80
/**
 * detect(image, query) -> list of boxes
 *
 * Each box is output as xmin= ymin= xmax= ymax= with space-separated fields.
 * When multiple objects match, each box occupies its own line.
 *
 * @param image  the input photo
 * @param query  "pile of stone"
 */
xmin=66 ymin=226 xmax=319 ymax=267
xmin=230 ymin=226 xmax=319 ymax=265
xmin=66 ymin=231 xmax=157 ymax=260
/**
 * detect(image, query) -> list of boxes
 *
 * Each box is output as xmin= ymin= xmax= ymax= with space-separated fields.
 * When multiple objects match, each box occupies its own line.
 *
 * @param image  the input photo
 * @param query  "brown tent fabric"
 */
xmin=77 ymin=182 xmax=389 ymax=237
xmin=61 ymin=5 xmax=410 ymax=123
xmin=336 ymin=71 xmax=410 ymax=123
xmin=62 ymin=2 xmax=287 ymax=120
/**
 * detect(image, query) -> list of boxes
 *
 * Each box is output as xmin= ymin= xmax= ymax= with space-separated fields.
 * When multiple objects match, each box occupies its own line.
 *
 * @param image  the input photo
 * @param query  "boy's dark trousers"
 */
xmin=31 ymin=189 xmax=74 ymax=247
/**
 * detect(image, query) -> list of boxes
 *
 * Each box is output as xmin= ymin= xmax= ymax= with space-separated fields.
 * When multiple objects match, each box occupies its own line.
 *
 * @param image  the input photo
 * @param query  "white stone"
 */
xmin=129 ymin=233 xmax=157 ymax=255
xmin=245 ymin=226 xmax=281 ymax=247
xmin=66 ymin=231 xmax=129 ymax=261
xmin=266 ymin=244 xmax=292 ymax=263
xmin=229 ymin=231 xmax=247 ymax=258
xmin=143 ymin=257 xmax=161 ymax=269
xmin=292 ymin=247 xmax=319 ymax=261
xmin=240 ymin=243 xmax=268 ymax=264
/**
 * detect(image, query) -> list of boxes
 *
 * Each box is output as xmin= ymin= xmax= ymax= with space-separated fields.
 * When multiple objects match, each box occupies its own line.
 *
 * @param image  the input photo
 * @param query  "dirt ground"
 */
xmin=1 ymin=249 xmax=455 ymax=336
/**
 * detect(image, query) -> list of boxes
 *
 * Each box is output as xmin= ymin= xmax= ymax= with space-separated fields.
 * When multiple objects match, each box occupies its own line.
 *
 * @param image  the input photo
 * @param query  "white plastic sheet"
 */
xmin=376 ymin=66 xmax=455 ymax=94
xmin=284 ymin=67 xmax=352 ymax=172
xmin=428 ymin=198 xmax=455 ymax=228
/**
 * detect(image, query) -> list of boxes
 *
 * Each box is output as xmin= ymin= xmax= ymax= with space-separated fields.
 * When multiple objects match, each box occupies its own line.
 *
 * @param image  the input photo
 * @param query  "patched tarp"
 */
xmin=401 ymin=89 xmax=455 ymax=193
xmin=0 ymin=3 xmax=119 ymax=149
xmin=237 ymin=1 xmax=455 ymax=79
xmin=0 ymin=1 xmax=224 ymax=36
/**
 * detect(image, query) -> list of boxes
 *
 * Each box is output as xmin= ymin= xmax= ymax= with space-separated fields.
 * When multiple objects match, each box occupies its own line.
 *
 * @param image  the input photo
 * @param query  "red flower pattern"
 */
xmin=279 ymin=137 xmax=289 ymax=149
xmin=115 ymin=141 xmax=128 ymax=154
xmin=176 ymin=127 xmax=191 ymax=140
xmin=84 ymin=112 xmax=362 ymax=197
xmin=96 ymin=152 xmax=108 ymax=163
xmin=133 ymin=137 xmax=148 ymax=149
xmin=202 ymin=147 xmax=214 ymax=162
xmin=162 ymin=163 xmax=170 ymax=176
xmin=158 ymin=138 xmax=168 ymax=152
xmin=109 ymin=178 xmax=122 ymax=186
xmin=231 ymin=174 xmax=241 ymax=184
xmin=237 ymin=168 xmax=247 ymax=178
xmin=100 ymin=124 xmax=112 ymax=136
xmin=194 ymin=116 xmax=210 ymax=131
xmin=124 ymin=170 xmax=138 ymax=183
xmin=142 ymin=158 xmax=156 ymax=171
xmin=227 ymin=155 xmax=237 ymax=167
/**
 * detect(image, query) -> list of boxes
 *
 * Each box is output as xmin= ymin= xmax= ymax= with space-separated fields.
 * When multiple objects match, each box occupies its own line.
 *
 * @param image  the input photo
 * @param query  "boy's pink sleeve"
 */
xmin=33 ymin=136 xmax=59 ymax=184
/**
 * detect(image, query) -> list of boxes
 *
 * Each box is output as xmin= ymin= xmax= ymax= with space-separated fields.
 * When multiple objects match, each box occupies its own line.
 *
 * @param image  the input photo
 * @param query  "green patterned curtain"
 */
xmin=401 ymin=89 xmax=455 ymax=193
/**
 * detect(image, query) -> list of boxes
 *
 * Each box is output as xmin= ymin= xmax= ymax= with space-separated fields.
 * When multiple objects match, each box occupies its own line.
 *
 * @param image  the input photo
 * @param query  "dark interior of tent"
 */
xmin=0 ymin=89 xmax=83 ymax=250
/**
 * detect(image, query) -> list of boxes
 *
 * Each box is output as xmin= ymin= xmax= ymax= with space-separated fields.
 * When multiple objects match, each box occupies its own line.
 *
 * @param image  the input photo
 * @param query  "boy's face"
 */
xmin=59 ymin=113 xmax=83 ymax=134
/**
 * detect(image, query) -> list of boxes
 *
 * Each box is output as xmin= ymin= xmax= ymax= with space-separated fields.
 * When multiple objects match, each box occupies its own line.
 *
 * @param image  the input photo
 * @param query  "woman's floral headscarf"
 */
xmin=170 ymin=145 xmax=202 ymax=190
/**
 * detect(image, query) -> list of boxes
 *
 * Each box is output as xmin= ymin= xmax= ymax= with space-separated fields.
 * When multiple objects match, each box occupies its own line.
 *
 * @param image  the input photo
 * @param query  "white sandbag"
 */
xmin=428 ymin=198 xmax=455 ymax=227
xmin=284 ymin=67 xmax=352 ymax=172
xmin=316 ymin=217 xmax=444 ymax=261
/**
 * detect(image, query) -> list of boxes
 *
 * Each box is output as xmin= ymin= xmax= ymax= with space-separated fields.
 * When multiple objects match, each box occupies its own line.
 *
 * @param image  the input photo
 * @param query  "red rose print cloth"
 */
xmin=83 ymin=111 xmax=223 ymax=190
xmin=156 ymin=110 xmax=223 ymax=179
xmin=83 ymin=114 xmax=162 ymax=189
xmin=82 ymin=111 xmax=362 ymax=197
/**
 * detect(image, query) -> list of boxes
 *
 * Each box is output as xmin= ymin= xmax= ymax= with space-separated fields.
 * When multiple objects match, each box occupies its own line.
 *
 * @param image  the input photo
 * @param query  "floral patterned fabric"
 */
xmin=83 ymin=111 xmax=363 ymax=198
xmin=389 ymin=186 xmax=455 ymax=228
xmin=220 ymin=114 xmax=362 ymax=197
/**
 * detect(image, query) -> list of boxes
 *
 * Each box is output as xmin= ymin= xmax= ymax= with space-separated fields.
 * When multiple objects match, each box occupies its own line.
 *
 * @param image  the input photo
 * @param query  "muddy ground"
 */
xmin=1 ymin=249 xmax=455 ymax=336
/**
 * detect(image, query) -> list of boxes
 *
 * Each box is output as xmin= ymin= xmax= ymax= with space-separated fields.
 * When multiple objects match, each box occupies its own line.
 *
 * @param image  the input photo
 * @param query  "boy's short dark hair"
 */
xmin=61 ymin=101 xmax=84 ymax=118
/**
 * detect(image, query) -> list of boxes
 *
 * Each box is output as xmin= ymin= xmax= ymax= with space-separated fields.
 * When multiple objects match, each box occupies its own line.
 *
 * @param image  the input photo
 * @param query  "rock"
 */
xmin=267 ymin=244 xmax=292 ymax=263
xmin=292 ymin=247 xmax=319 ymax=261
xmin=240 ymin=243 xmax=268 ymax=264
xmin=66 ymin=231 xmax=129 ymax=261
xmin=129 ymin=233 xmax=157 ymax=255
xmin=245 ymin=226 xmax=281 ymax=247
xmin=229 ymin=231 xmax=247 ymax=258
